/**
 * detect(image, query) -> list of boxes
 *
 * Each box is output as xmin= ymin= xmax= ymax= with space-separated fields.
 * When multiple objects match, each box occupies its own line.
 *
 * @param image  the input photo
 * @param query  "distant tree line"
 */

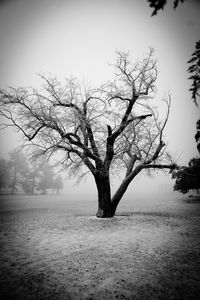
xmin=0 ymin=148 xmax=63 ymax=195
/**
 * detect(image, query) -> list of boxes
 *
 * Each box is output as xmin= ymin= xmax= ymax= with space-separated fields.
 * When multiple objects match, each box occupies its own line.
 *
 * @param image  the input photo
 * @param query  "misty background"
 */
xmin=0 ymin=0 xmax=199 ymax=197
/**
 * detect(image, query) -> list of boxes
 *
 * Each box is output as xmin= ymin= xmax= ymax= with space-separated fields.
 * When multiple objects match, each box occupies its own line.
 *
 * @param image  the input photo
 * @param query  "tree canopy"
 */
xmin=173 ymin=158 xmax=200 ymax=194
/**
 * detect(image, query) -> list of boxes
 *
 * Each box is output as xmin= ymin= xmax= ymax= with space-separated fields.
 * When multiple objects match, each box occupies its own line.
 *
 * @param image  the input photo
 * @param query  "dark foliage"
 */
xmin=173 ymin=119 xmax=200 ymax=194
xmin=188 ymin=41 xmax=200 ymax=106
xmin=195 ymin=119 xmax=200 ymax=153
xmin=173 ymin=158 xmax=200 ymax=193
xmin=148 ymin=0 xmax=184 ymax=16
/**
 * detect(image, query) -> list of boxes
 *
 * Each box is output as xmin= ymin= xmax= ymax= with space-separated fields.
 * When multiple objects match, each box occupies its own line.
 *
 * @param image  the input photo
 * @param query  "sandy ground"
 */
xmin=0 ymin=193 xmax=200 ymax=299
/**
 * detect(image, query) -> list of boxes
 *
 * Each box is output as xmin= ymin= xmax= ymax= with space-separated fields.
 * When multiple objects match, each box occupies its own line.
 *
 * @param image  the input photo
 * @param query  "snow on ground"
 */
xmin=0 ymin=193 xmax=200 ymax=299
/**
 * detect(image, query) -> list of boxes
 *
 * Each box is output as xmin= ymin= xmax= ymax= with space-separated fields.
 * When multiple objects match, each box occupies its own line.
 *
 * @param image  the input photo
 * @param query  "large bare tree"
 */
xmin=0 ymin=49 xmax=176 ymax=217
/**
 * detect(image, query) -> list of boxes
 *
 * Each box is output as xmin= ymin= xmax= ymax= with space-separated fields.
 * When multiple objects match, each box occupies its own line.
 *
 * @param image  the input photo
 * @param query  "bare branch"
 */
xmin=142 ymin=163 xmax=177 ymax=170
xmin=0 ymin=50 xmax=175 ymax=209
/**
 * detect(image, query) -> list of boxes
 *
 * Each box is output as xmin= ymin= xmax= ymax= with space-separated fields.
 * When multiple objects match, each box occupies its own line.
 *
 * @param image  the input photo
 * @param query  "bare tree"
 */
xmin=7 ymin=148 xmax=29 ymax=194
xmin=0 ymin=49 xmax=176 ymax=217
xmin=53 ymin=175 xmax=63 ymax=194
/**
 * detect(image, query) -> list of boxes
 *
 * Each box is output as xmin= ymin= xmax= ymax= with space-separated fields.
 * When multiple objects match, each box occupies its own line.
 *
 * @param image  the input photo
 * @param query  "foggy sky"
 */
xmin=0 ymin=0 xmax=199 ymax=195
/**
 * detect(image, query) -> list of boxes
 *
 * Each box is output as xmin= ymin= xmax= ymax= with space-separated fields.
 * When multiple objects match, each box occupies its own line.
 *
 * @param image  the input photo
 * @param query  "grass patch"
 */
xmin=0 ymin=194 xmax=200 ymax=299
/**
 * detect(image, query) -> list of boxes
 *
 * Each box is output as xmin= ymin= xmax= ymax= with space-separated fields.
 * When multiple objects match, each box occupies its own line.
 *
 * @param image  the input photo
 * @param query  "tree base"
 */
xmin=96 ymin=208 xmax=114 ymax=218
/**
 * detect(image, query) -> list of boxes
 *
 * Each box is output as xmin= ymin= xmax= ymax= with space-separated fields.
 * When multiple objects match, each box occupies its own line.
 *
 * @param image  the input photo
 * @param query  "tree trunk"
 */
xmin=94 ymin=165 xmax=142 ymax=218
xmin=94 ymin=174 xmax=114 ymax=218
xmin=111 ymin=165 xmax=143 ymax=215
xmin=31 ymin=174 xmax=35 ymax=195
xmin=11 ymin=166 xmax=17 ymax=194
xmin=111 ymin=180 xmax=130 ymax=215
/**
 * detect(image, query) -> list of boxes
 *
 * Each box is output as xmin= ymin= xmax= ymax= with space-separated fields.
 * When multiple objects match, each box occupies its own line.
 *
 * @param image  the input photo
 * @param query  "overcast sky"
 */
xmin=0 ymin=0 xmax=199 ymax=195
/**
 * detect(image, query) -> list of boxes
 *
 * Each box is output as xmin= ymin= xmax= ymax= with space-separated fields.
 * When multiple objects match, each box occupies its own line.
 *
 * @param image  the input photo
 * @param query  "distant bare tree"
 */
xmin=0 ymin=158 xmax=10 ymax=191
xmin=36 ymin=163 xmax=54 ymax=195
xmin=0 ymin=49 xmax=176 ymax=217
xmin=53 ymin=175 xmax=63 ymax=194
xmin=28 ymin=161 xmax=42 ymax=194
xmin=8 ymin=148 xmax=29 ymax=194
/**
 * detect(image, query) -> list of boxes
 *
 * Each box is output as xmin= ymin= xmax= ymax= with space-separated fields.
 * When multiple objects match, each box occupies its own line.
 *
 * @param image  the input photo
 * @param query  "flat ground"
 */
xmin=0 ymin=193 xmax=200 ymax=299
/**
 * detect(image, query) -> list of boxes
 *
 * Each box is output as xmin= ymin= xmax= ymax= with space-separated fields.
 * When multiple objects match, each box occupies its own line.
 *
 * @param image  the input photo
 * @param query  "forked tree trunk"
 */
xmin=94 ymin=166 xmax=143 ymax=218
xmin=111 ymin=184 xmax=128 ymax=216
xmin=95 ymin=174 xmax=114 ymax=218
xmin=111 ymin=178 xmax=133 ymax=216
xmin=111 ymin=166 xmax=143 ymax=215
